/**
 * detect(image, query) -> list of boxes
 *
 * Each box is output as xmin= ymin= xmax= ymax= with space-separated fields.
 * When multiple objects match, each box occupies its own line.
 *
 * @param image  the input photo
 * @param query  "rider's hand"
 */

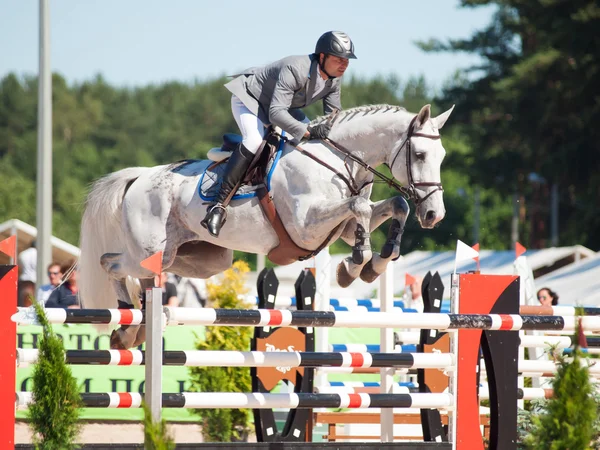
xmin=307 ymin=122 xmax=332 ymax=141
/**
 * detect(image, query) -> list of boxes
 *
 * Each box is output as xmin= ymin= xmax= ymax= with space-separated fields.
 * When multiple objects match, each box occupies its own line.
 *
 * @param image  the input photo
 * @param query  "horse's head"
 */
xmin=389 ymin=104 xmax=454 ymax=229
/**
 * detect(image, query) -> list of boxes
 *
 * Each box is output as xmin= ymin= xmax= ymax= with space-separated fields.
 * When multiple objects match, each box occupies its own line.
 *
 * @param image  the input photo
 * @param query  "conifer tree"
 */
xmin=524 ymin=321 xmax=596 ymax=449
xmin=27 ymin=302 xmax=82 ymax=449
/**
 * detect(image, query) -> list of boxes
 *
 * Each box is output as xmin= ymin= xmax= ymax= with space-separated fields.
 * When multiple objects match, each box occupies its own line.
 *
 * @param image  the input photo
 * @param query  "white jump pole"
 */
xmin=515 ymin=255 xmax=547 ymax=388
xmin=448 ymin=273 xmax=460 ymax=447
xmin=145 ymin=287 xmax=163 ymax=425
xmin=313 ymin=249 xmax=331 ymax=391
xmin=380 ymin=264 xmax=394 ymax=442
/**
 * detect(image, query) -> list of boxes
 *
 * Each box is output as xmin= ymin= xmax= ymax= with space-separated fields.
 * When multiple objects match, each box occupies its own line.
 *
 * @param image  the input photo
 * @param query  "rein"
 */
xmin=292 ymin=114 xmax=444 ymax=205
xmin=323 ymin=137 xmax=409 ymax=197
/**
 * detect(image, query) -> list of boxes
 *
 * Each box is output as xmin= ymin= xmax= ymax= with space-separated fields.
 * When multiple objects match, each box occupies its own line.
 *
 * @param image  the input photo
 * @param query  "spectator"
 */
xmin=405 ymin=276 xmax=424 ymax=313
xmin=37 ymin=262 xmax=63 ymax=305
xmin=46 ymin=260 xmax=80 ymax=309
xmin=156 ymin=272 xmax=179 ymax=307
xmin=17 ymin=240 xmax=37 ymax=307
xmin=537 ymin=287 xmax=559 ymax=306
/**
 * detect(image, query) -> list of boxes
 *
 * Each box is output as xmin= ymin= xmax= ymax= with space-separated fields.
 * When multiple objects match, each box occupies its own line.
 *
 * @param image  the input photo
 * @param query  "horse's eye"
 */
xmin=415 ymin=152 xmax=426 ymax=161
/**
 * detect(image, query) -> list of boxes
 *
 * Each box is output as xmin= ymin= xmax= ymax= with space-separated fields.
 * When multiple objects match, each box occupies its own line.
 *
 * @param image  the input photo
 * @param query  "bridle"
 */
xmin=388 ymin=115 xmax=444 ymax=206
xmin=292 ymin=113 xmax=444 ymax=206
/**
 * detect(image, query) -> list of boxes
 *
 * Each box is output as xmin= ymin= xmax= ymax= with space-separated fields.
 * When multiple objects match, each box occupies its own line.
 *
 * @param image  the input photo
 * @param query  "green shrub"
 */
xmin=142 ymin=401 xmax=176 ymax=449
xmin=188 ymin=261 xmax=253 ymax=442
xmin=27 ymin=302 xmax=82 ymax=449
xmin=521 ymin=323 xmax=598 ymax=449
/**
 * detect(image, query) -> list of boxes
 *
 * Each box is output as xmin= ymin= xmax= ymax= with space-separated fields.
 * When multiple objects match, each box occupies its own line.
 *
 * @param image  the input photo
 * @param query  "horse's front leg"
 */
xmin=358 ymin=196 xmax=410 ymax=283
xmin=303 ymin=196 xmax=372 ymax=288
xmin=332 ymin=198 xmax=373 ymax=288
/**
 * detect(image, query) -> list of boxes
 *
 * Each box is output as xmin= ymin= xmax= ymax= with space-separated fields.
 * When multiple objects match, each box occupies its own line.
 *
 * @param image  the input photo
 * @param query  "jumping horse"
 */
xmin=78 ymin=103 xmax=454 ymax=348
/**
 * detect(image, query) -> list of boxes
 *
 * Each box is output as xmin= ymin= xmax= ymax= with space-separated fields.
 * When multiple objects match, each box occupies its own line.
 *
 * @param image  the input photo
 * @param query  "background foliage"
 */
xmin=518 ymin=343 xmax=598 ymax=449
xmin=418 ymin=0 xmax=600 ymax=250
xmin=188 ymin=261 xmax=254 ymax=441
xmin=142 ymin=401 xmax=176 ymax=450
xmin=1 ymin=0 xmax=598 ymax=259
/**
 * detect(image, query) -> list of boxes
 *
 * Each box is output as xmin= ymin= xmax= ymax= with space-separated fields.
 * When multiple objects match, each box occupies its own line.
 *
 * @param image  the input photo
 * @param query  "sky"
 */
xmin=0 ymin=0 xmax=496 ymax=91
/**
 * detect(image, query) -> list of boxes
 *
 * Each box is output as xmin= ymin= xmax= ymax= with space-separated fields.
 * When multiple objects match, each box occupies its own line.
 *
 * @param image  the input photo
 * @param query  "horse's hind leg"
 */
xmin=102 ymin=191 xmax=184 ymax=348
xmin=100 ymin=252 xmax=150 ymax=349
xmin=109 ymin=278 xmax=140 ymax=349
xmin=108 ymin=277 xmax=155 ymax=349
xmin=112 ymin=242 xmax=235 ymax=349
xmin=130 ymin=278 xmax=154 ymax=348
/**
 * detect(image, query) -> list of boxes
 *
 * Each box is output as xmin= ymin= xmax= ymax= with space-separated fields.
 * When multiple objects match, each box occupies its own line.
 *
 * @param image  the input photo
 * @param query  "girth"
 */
xmin=257 ymin=187 xmax=342 ymax=265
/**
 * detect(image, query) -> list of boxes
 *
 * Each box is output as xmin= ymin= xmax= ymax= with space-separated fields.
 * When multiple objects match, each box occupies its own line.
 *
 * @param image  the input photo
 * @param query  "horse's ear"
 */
xmin=414 ymin=104 xmax=431 ymax=129
xmin=432 ymin=104 xmax=455 ymax=130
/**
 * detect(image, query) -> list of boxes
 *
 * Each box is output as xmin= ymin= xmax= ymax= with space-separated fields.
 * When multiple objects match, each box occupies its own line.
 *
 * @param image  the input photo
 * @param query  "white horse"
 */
xmin=79 ymin=103 xmax=454 ymax=348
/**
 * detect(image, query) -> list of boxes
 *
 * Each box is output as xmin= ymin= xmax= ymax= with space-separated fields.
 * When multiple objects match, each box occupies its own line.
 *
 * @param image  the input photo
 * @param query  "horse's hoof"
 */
xmin=109 ymin=329 xmax=128 ymax=350
xmin=109 ymin=326 xmax=139 ymax=349
xmin=360 ymin=260 xmax=381 ymax=284
xmin=336 ymin=261 xmax=357 ymax=288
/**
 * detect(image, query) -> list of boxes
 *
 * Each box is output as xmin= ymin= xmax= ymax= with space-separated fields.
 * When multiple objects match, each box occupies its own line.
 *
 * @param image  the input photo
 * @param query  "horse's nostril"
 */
xmin=425 ymin=210 xmax=436 ymax=222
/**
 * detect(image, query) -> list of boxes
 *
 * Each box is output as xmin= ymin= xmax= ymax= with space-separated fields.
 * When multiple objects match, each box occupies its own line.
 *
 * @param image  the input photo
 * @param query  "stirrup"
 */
xmin=208 ymin=203 xmax=228 ymax=219
xmin=201 ymin=203 xmax=229 ymax=236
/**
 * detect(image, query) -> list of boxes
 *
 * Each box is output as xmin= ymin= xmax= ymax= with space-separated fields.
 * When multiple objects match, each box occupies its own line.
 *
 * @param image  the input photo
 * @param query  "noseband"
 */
xmin=390 ymin=115 xmax=443 ymax=206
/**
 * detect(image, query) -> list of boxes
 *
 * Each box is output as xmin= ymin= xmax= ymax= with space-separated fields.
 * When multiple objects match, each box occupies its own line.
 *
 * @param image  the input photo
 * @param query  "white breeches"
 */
xmin=231 ymin=95 xmax=265 ymax=154
xmin=231 ymin=95 xmax=311 ymax=153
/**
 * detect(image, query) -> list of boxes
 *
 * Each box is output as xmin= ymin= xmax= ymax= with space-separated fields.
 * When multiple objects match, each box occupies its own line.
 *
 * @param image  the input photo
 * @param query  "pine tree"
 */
xmin=524 ymin=329 xmax=597 ymax=449
xmin=27 ymin=302 xmax=82 ymax=449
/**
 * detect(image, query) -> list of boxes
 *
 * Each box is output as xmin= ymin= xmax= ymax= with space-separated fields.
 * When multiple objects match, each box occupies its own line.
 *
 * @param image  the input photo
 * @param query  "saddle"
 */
xmin=208 ymin=131 xmax=320 ymax=265
xmin=207 ymin=133 xmax=245 ymax=162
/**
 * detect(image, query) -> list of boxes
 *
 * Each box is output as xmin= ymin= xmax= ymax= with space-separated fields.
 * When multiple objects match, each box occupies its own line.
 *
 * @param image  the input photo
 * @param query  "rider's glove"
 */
xmin=307 ymin=122 xmax=332 ymax=141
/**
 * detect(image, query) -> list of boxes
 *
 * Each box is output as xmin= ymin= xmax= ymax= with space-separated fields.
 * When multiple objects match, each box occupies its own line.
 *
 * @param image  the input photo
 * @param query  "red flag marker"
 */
xmin=405 ymin=273 xmax=416 ymax=286
xmin=515 ymin=242 xmax=526 ymax=259
xmin=472 ymin=243 xmax=480 ymax=272
xmin=0 ymin=236 xmax=16 ymax=261
xmin=140 ymin=251 xmax=163 ymax=276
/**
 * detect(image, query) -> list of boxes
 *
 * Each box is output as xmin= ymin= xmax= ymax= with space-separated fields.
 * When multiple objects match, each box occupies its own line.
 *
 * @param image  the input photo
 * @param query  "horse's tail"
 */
xmin=79 ymin=167 xmax=147 ymax=310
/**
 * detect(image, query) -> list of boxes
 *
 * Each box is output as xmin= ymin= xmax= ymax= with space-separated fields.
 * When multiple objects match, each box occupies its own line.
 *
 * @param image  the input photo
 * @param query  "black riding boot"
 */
xmin=201 ymin=143 xmax=254 ymax=237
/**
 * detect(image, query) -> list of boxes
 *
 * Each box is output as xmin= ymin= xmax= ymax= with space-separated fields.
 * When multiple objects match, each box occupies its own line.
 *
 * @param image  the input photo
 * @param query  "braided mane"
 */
xmin=309 ymin=104 xmax=407 ymax=126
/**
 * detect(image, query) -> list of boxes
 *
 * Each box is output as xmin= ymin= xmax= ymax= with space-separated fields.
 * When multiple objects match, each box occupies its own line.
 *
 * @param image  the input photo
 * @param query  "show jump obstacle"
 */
xmin=0 ymin=237 xmax=592 ymax=449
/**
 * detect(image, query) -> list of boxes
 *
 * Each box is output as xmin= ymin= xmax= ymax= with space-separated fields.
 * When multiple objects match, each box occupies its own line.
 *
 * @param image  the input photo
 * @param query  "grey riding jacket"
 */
xmin=224 ymin=54 xmax=342 ymax=140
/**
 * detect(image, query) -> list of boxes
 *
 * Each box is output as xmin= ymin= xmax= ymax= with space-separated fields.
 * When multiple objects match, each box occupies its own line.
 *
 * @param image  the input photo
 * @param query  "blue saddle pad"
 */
xmin=198 ymin=134 xmax=286 ymax=201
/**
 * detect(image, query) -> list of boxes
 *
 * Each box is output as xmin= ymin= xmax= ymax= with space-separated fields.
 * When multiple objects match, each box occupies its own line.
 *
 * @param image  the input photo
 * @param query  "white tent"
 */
xmin=0 ymin=219 xmax=80 ymax=265
xmin=253 ymin=246 xmax=595 ymax=301
xmin=534 ymin=252 xmax=600 ymax=306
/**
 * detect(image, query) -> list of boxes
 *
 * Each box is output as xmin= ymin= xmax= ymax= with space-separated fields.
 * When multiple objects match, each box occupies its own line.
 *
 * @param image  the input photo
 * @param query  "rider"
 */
xmin=201 ymin=31 xmax=357 ymax=237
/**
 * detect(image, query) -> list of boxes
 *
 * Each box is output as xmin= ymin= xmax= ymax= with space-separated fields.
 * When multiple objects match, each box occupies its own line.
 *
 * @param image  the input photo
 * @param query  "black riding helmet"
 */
xmin=315 ymin=31 xmax=357 ymax=59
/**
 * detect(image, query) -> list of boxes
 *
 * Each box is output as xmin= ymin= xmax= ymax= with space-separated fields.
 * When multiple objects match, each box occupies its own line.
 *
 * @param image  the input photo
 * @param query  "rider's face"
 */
xmin=321 ymin=54 xmax=349 ymax=78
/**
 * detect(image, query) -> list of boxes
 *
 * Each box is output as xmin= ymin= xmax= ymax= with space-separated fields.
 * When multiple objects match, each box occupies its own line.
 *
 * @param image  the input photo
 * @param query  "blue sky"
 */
xmin=1 ymin=0 xmax=495 ymax=91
